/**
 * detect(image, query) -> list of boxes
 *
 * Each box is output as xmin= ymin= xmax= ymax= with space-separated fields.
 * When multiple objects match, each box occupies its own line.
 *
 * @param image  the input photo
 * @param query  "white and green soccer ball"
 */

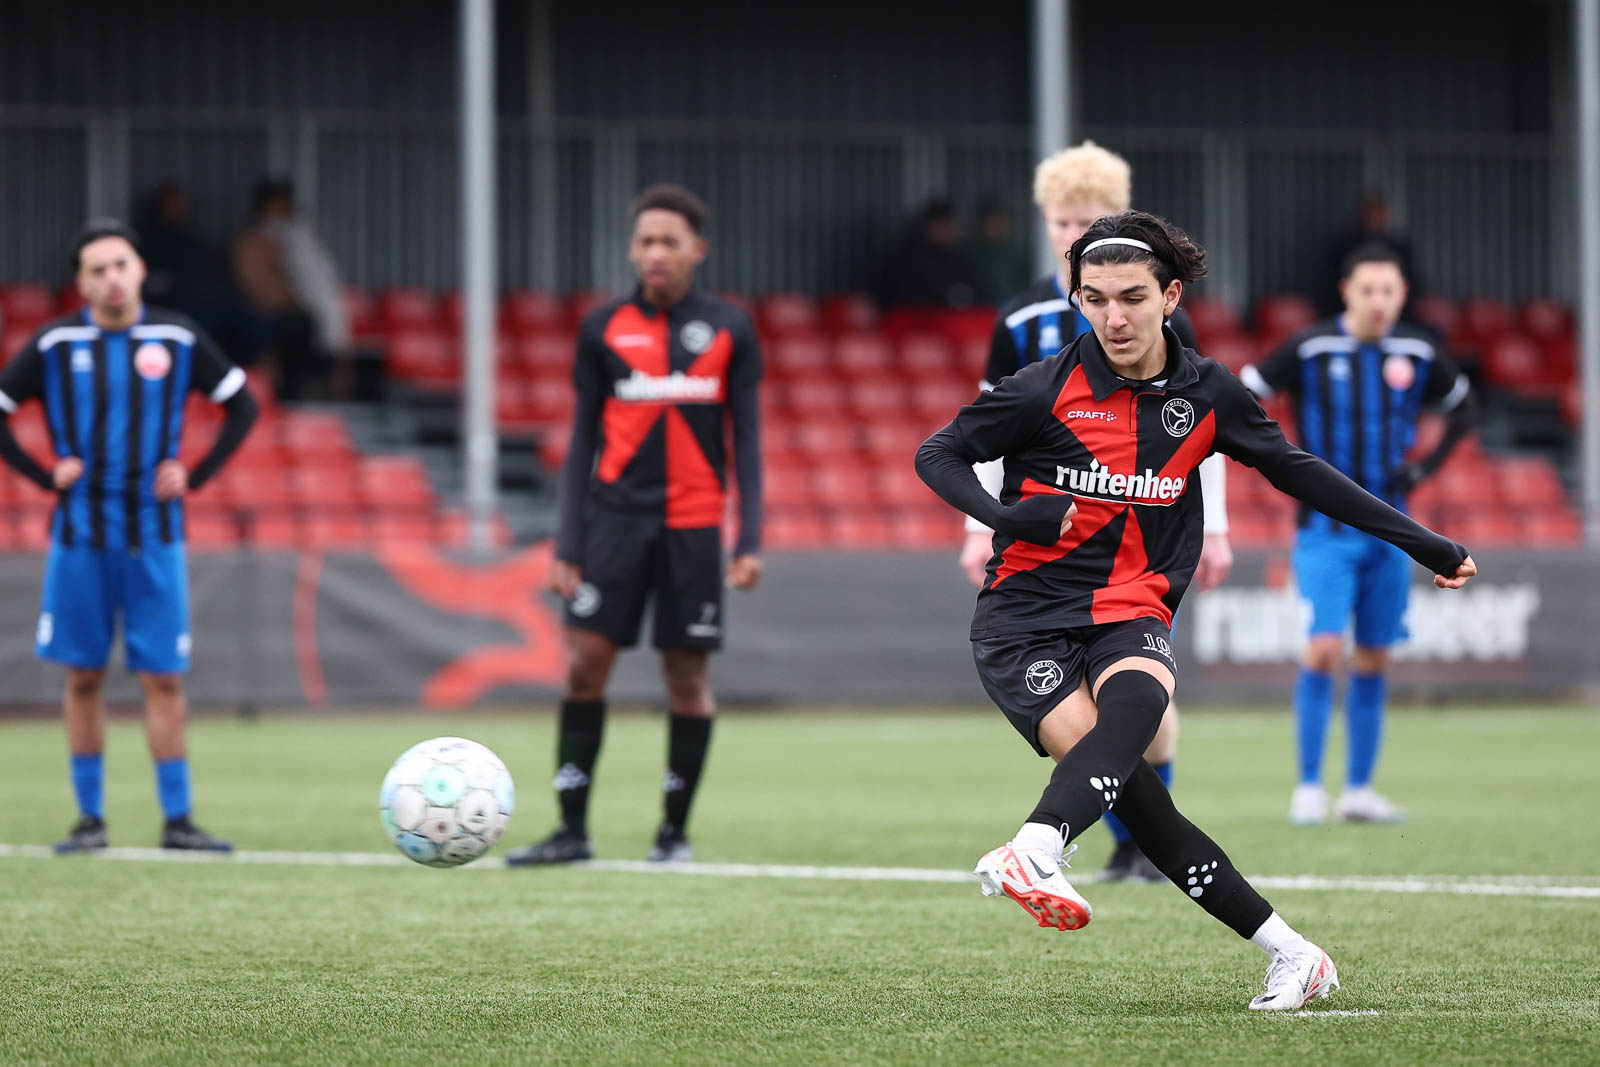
xmin=379 ymin=737 xmax=514 ymax=867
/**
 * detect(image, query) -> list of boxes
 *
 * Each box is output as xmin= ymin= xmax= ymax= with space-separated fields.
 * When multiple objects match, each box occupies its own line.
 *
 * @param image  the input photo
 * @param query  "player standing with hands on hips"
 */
xmin=916 ymin=210 xmax=1476 ymax=1010
xmin=509 ymin=185 xmax=763 ymax=867
xmin=0 ymin=219 xmax=258 ymax=853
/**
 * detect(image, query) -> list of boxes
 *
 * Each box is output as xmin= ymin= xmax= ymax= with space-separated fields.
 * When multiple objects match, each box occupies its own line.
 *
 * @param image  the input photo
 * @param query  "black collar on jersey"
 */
xmin=629 ymin=284 xmax=699 ymax=316
xmin=1079 ymin=323 xmax=1199 ymax=401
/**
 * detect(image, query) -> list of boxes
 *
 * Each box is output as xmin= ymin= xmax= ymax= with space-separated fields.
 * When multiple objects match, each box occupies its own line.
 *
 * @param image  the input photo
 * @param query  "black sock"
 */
xmin=555 ymin=699 xmax=605 ymax=835
xmin=1113 ymin=759 xmax=1275 ymax=939
xmin=663 ymin=714 xmax=713 ymax=832
xmin=1027 ymin=671 xmax=1169 ymax=842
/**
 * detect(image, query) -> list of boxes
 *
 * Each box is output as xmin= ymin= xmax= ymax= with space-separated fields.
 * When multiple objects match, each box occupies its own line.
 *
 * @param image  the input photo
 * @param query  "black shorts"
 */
xmin=971 ymin=619 xmax=1177 ymax=756
xmin=565 ymin=505 xmax=725 ymax=650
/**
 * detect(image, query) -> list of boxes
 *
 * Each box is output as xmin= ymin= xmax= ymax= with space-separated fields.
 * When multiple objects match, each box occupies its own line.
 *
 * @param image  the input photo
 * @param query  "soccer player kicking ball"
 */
xmin=0 ymin=219 xmax=258 ymax=853
xmin=916 ymin=210 xmax=1476 ymax=1011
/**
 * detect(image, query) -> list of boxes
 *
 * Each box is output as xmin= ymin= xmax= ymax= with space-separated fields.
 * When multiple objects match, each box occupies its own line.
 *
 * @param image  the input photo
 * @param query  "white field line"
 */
xmin=2 ymin=843 xmax=1598 ymax=900
xmin=1283 ymin=1010 xmax=1382 ymax=1018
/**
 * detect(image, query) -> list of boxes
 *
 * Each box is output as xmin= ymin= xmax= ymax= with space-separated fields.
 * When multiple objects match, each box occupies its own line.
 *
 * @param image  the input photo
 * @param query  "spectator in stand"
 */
xmin=968 ymin=197 xmax=1032 ymax=306
xmin=876 ymin=198 xmax=983 ymax=310
xmin=233 ymin=178 xmax=349 ymax=400
xmin=1316 ymin=190 xmax=1422 ymax=319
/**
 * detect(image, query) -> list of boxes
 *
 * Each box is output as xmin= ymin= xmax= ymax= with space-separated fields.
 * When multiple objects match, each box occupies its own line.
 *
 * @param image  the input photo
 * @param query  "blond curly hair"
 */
xmin=1033 ymin=141 xmax=1132 ymax=212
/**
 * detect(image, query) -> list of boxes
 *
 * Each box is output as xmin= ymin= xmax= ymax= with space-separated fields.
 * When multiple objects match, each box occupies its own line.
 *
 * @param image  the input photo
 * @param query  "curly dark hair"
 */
xmin=630 ymin=183 xmax=710 ymax=235
xmin=1068 ymin=210 xmax=1207 ymax=294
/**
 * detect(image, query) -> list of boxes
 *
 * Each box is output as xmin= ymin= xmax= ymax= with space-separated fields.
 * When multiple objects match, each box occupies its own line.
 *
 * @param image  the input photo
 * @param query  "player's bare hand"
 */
xmin=1435 ymin=554 xmax=1476 ymax=589
xmin=958 ymin=530 xmax=991 ymax=588
xmin=1193 ymin=533 xmax=1234 ymax=591
xmin=549 ymin=559 xmax=582 ymax=598
xmin=153 ymin=459 xmax=188 ymax=501
xmin=726 ymin=553 xmax=763 ymax=591
xmin=1059 ymin=500 xmax=1078 ymax=538
xmin=52 ymin=457 xmax=84 ymax=490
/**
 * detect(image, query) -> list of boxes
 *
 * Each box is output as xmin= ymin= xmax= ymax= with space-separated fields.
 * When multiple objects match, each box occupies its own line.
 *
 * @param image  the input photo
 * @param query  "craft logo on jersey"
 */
xmin=613 ymin=369 xmax=722 ymax=403
xmin=1025 ymin=659 xmax=1064 ymax=695
xmin=1161 ymin=397 xmax=1195 ymax=438
xmin=1065 ymin=409 xmax=1117 ymax=422
xmin=1054 ymin=458 xmax=1188 ymax=504
xmin=134 ymin=342 xmax=171 ymax=380
xmin=680 ymin=320 xmax=715 ymax=355
xmin=1383 ymin=353 xmax=1416 ymax=390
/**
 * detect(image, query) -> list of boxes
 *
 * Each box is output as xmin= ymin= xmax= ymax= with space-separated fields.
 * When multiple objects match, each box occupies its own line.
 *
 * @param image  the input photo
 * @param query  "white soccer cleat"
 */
xmin=973 ymin=843 xmax=1092 ymax=931
xmin=1335 ymin=786 xmax=1406 ymax=824
xmin=1249 ymin=940 xmax=1340 ymax=1011
xmin=1289 ymin=783 xmax=1328 ymax=827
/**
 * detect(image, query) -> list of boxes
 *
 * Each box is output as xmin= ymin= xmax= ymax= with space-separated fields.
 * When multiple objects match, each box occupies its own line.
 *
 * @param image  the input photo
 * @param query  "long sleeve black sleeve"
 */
xmin=1399 ymin=375 xmax=1477 ymax=491
xmin=187 ymin=388 xmax=259 ymax=490
xmin=914 ymin=360 xmax=1077 ymax=546
xmin=1212 ymin=373 xmax=1467 ymax=575
xmin=555 ymin=326 xmax=608 ymax=563
xmin=0 ymin=413 xmax=54 ymax=490
xmin=728 ymin=375 xmax=762 ymax=556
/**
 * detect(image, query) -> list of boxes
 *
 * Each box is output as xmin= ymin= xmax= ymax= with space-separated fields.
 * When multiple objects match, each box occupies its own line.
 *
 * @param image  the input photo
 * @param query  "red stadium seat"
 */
xmin=1183 ymin=295 xmax=1243 ymax=341
xmin=387 ymin=329 xmax=459 ymax=390
xmin=291 ymin=467 xmax=358 ymax=510
xmin=826 ymin=510 xmax=892 ymax=547
xmin=759 ymin=293 xmax=821 ymax=336
xmin=514 ymin=333 xmax=575 ymax=375
xmin=281 ymin=411 xmax=356 ymax=457
xmin=377 ymin=287 xmax=439 ymax=330
xmin=812 ymin=466 xmax=865 ymax=504
xmin=764 ymin=513 xmax=829 ymax=551
xmin=11 ymin=512 xmax=52 ymax=550
xmin=821 ymin=294 xmax=878 ymax=335
xmin=891 ymin=508 xmax=963 ymax=549
xmin=1253 ymin=294 xmax=1315 ymax=344
xmin=910 ymin=381 xmax=976 ymax=420
xmin=0 ymin=283 xmax=55 ymax=328
xmin=860 ymin=419 xmax=927 ymax=459
xmin=786 ymin=421 xmax=861 ymax=460
xmin=847 ymin=378 xmax=912 ymax=416
xmin=358 ymin=456 xmax=436 ymax=512
xmin=2 ymin=325 xmax=36 ymax=361
xmin=501 ymin=291 xmax=568 ymax=335
xmin=1198 ymin=333 xmax=1259 ymax=373
xmin=1483 ymin=335 xmax=1555 ymax=393
xmin=786 ymin=380 xmax=853 ymax=414
xmin=185 ymin=513 xmax=242 ymax=550
xmin=1454 ymin=297 xmax=1515 ymax=352
xmin=372 ymin=513 xmax=437 ymax=546
xmin=433 ymin=509 xmax=511 ymax=549
xmin=875 ymin=465 xmax=935 ymax=507
xmin=567 ymin=290 xmax=615 ymax=325
xmin=248 ymin=514 xmax=303 ymax=549
xmin=769 ymin=334 xmax=834 ymax=380
xmin=897 ymin=333 xmax=955 ymax=376
xmin=342 ymin=287 xmax=381 ymax=341
xmin=940 ymin=307 xmax=998 ymax=345
xmin=1410 ymin=294 xmax=1458 ymax=341
xmin=1518 ymin=299 xmax=1572 ymax=344
xmin=304 ymin=514 xmax=371 ymax=549
xmin=1521 ymin=511 xmax=1581 ymax=545
xmin=1494 ymin=458 xmax=1566 ymax=508
xmin=763 ymin=460 xmax=819 ymax=508
xmin=832 ymin=332 xmax=893 ymax=379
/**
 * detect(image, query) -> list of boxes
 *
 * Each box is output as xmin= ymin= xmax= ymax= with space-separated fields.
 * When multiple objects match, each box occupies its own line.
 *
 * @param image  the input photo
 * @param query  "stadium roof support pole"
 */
xmin=460 ymin=0 xmax=498 ymax=554
xmin=1030 ymin=0 xmax=1071 ymax=278
xmin=1577 ymin=0 xmax=1600 ymax=549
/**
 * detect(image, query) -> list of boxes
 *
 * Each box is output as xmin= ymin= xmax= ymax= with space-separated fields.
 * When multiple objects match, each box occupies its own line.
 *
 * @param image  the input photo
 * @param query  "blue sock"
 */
xmin=1346 ymin=673 xmax=1386 ymax=787
xmin=1294 ymin=669 xmax=1334 ymax=784
xmin=155 ymin=758 xmax=191 ymax=821
xmin=70 ymin=753 xmax=104 ymax=819
xmin=1103 ymin=761 xmax=1173 ymax=845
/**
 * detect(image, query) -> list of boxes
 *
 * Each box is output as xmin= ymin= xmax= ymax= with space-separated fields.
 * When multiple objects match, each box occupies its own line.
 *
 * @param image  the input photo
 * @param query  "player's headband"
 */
xmin=1082 ymin=237 xmax=1154 ymax=255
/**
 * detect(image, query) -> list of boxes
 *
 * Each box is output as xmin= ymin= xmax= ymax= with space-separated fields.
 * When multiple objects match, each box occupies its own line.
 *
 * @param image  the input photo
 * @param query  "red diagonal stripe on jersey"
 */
xmin=1090 ymin=506 xmax=1172 ymax=625
xmin=1157 ymin=409 xmax=1217 ymax=482
xmin=991 ymin=478 xmax=1121 ymax=588
xmin=597 ymin=304 xmax=671 ymax=483
xmin=1051 ymin=364 xmax=1129 ymax=473
xmin=664 ymin=406 xmax=725 ymax=528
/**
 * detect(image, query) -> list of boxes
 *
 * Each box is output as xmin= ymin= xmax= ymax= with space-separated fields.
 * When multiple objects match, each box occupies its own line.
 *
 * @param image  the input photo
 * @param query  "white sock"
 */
xmin=1009 ymin=821 xmax=1066 ymax=858
xmin=1249 ymin=912 xmax=1306 ymax=956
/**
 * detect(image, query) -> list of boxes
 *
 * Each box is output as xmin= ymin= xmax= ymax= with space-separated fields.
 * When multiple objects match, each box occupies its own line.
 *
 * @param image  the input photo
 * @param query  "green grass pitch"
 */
xmin=1 ymin=705 xmax=1596 ymax=1066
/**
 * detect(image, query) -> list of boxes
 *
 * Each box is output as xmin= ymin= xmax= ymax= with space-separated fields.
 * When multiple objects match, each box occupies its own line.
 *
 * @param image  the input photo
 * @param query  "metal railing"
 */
xmin=0 ymin=108 xmax=1572 ymax=309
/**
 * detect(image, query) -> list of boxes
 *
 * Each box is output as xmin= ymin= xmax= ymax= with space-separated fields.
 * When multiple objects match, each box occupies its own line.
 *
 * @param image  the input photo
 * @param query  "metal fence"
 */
xmin=0 ymin=110 xmax=1572 ymax=308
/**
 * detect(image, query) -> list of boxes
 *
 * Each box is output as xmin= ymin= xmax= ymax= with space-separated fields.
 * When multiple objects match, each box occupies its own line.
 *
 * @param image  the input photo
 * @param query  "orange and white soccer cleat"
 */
xmin=973 ymin=843 xmax=1092 ymax=931
xmin=1248 ymin=940 xmax=1340 ymax=1011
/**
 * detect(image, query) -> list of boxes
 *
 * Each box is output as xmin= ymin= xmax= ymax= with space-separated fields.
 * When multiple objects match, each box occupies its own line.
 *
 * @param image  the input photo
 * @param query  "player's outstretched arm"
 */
xmin=1212 ymin=374 xmax=1473 ymax=583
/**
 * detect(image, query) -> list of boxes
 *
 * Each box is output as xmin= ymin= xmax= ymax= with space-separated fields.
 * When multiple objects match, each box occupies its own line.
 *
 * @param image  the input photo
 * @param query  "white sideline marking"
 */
xmin=1285 ymin=1010 xmax=1382 ymax=1018
xmin=2 ymin=843 xmax=1598 ymax=900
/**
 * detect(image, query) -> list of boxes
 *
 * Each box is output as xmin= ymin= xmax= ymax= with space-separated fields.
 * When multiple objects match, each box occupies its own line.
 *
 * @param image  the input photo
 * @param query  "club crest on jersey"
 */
xmin=680 ymin=320 xmax=715 ymax=355
xmin=1383 ymin=353 xmax=1416 ymax=390
xmin=134 ymin=342 xmax=172 ymax=380
xmin=1161 ymin=397 xmax=1195 ymax=438
xmin=1025 ymin=659 xmax=1064 ymax=696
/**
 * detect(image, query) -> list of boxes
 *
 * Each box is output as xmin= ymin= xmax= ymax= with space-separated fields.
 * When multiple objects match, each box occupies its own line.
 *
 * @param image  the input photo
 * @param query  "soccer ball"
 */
xmin=379 ymin=737 xmax=514 ymax=867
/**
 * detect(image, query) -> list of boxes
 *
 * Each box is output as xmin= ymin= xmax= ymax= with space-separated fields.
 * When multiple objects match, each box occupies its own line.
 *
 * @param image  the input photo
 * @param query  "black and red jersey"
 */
xmin=557 ymin=288 xmax=762 ymax=559
xmin=917 ymin=326 xmax=1468 ymax=639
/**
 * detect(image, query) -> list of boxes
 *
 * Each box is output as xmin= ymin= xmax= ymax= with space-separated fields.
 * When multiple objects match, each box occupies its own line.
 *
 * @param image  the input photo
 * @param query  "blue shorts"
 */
xmin=1292 ymin=525 xmax=1411 ymax=649
xmin=36 ymin=542 xmax=191 ymax=674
